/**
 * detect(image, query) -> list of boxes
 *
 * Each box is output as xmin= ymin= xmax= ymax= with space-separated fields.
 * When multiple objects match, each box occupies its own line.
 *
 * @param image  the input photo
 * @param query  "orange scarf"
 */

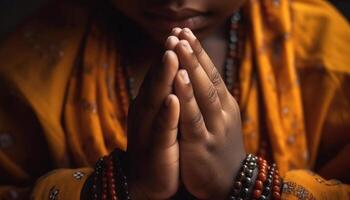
xmin=62 ymin=0 xmax=310 ymax=175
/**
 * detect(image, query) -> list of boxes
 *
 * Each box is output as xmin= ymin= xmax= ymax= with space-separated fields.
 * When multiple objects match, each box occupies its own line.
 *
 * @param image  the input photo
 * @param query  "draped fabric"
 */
xmin=0 ymin=0 xmax=349 ymax=199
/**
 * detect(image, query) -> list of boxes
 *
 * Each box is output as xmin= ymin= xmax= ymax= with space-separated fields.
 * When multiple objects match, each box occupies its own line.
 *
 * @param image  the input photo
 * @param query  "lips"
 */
xmin=144 ymin=8 xmax=209 ymax=31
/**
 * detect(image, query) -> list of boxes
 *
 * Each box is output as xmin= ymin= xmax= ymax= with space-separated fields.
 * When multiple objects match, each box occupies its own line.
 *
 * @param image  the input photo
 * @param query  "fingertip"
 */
xmin=176 ymin=40 xmax=193 ymax=54
xmin=165 ymin=35 xmax=179 ymax=50
xmin=178 ymin=27 xmax=197 ymax=41
xmin=162 ymin=50 xmax=179 ymax=73
xmin=171 ymin=27 xmax=182 ymax=36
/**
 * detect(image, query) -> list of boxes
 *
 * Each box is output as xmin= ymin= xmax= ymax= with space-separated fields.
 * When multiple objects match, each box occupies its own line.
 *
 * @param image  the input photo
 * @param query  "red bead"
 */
xmin=253 ymin=190 xmax=262 ymax=199
xmin=254 ymin=180 xmax=263 ymax=190
xmin=258 ymin=173 xmax=267 ymax=182
xmin=229 ymin=50 xmax=237 ymax=58
xmin=273 ymin=186 xmax=280 ymax=192
xmin=231 ymin=23 xmax=239 ymax=29
xmin=273 ymin=191 xmax=281 ymax=200
xmin=107 ymin=171 xmax=113 ymax=178
xmin=260 ymin=166 xmax=268 ymax=172
xmin=274 ymin=179 xmax=281 ymax=186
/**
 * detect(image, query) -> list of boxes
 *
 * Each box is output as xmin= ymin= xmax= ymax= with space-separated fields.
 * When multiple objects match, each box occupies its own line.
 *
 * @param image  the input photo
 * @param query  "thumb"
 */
xmin=151 ymin=94 xmax=180 ymax=149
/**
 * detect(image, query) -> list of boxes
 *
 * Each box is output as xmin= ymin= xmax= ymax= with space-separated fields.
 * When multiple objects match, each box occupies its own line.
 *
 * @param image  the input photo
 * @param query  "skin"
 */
xmin=112 ymin=0 xmax=246 ymax=199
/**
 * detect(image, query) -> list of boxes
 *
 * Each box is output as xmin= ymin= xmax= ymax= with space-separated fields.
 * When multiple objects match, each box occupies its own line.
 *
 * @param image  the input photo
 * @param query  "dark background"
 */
xmin=0 ymin=0 xmax=349 ymax=40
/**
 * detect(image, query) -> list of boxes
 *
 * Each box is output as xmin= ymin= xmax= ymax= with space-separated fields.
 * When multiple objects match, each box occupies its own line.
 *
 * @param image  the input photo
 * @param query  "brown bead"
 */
xmin=273 ymin=191 xmax=281 ymax=200
xmin=258 ymin=173 xmax=267 ymax=182
xmin=231 ymin=23 xmax=239 ymax=29
xmin=273 ymin=186 xmax=281 ymax=192
xmin=274 ymin=179 xmax=281 ymax=186
xmin=253 ymin=190 xmax=262 ymax=199
xmin=107 ymin=171 xmax=113 ymax=178
xmin=260 ymin=166 xmax=268 ymax=173
xmin=255 ymin=180 xmax=263 ymax=190
xmin=229 ymin=50 xmax=237 ymax=58
xmin=234 ymin=181 xmax=242 ymax=189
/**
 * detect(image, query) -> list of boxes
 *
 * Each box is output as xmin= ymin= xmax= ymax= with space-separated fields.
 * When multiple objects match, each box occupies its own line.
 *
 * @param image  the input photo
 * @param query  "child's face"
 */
xmin=113 ymin=0 xmax=246 ymax=43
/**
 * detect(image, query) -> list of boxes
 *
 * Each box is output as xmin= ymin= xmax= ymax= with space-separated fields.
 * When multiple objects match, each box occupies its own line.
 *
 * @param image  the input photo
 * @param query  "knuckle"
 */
xmin=183 ymin=88 xmax=194 ymax=103
xmin=193 ymin=38 xmax=204 ymax=56
xmin=154 ymin=114 xmax=177 ymax=133
xmin=209 ymin=67 xmax=222 ymax=86
xmin=207 ymin=85 xmax=218 ymax=104
xmin=189 ymin=111 xmax=203 ymax=128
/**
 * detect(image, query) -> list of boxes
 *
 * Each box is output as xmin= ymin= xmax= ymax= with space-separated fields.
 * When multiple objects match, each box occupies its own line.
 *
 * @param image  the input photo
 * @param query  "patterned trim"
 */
xmin=49 ymin=186 xmax=59 ymax=200
xmin=282 ymin=182 xmax=316 ymax=200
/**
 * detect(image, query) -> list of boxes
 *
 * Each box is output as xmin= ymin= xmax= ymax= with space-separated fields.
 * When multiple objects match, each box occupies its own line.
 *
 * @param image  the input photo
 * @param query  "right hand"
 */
xmin=126 ymin=37 xmax=181 ymax=199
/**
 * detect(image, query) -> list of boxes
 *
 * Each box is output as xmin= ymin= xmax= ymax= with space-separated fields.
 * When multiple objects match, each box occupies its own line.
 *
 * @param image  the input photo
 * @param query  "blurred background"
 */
xmin=0 ymin=0 xmax=349 ymax=40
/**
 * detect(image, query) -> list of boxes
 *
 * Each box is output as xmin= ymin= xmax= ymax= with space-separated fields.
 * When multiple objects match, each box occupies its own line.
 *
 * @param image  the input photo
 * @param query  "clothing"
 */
xmin=0 ymin=0 xmax=349 ymax=199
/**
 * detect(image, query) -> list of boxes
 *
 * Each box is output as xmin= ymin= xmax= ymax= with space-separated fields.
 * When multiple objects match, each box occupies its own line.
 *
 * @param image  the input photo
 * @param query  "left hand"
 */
xmin=171 ymin=28 xmax=246 ymax=200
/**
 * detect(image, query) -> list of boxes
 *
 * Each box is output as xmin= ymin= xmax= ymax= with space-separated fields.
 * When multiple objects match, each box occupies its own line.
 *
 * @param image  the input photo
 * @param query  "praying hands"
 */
xmin=126 ymin=28 xmax=246 ymax=200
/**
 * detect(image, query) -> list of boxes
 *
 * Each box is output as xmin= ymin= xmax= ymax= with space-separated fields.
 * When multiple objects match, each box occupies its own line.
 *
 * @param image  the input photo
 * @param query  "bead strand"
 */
xmin=231 ymin=154 xmax=258 ymax=200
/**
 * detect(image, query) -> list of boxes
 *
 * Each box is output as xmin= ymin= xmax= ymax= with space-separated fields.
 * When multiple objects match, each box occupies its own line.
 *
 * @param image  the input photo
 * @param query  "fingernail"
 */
xmin=165 ymin=95 xmax=172 ymax=107
xmin=171 ymin=27 xmax=182 ymax=36
xmin=183 ymin=28 xmax=197 ymax=39
xmin=165 ymin=36 xmax=179 ymax=50
xmin=181 ymin=70 xmax=190 ymax=84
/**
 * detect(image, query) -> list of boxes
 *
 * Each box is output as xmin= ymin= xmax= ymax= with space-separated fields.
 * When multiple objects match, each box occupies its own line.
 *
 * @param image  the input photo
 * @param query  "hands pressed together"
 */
xmin=126 ymin=28 xmax=246 ymax=200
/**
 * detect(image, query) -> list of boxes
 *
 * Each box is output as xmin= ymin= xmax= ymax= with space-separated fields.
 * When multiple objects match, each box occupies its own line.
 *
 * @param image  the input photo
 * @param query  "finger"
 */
xmin=178 ymin=28 xmax=233 ymax=109
xmin=152 ymin=94 xmax=180 ymax=149
xmin=165 ymin=36 xmax=179 ymax=50
xmin=174 ymin=69 xmax=208 ymax=142
xmin=171 ymin=27 xmax=182 ymax=37
xmin=134 ymin=51 xmax=179 ymax=134
xmin=174 ymin=40 xmax=222 ymax=131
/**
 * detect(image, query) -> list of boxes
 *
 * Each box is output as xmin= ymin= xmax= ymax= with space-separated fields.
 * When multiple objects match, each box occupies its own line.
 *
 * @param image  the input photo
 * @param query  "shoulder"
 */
xmin=0 ymin=0 xmax=89 ymax=81
xmin=291 ymin=0 xmax=350 ymax=74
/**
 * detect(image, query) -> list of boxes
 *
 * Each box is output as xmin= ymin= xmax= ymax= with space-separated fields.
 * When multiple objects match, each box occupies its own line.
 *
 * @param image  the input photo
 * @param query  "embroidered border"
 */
xmin=282 ymin=181 xmax=316 ymax=200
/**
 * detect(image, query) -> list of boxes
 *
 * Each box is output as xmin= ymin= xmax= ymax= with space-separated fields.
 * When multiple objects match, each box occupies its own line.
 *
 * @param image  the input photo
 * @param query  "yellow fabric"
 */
xmin=0 ymin=0 xmax=349 ymax=199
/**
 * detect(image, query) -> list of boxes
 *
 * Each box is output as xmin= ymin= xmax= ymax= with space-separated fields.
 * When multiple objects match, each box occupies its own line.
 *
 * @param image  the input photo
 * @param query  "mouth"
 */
xmin=143 ymin=8 xmax=210 ymax=32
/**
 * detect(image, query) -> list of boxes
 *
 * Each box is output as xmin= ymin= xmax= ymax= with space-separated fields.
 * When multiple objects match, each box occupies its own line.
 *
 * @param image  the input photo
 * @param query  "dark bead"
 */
xmin=239 ymin=172 xmax=245 ymax=180
xmin=242 ymin=187 xmax=249 ymax=198
xmin=259 ymin=195 xmax=267 ymax=200
xmin=233 ymin=189 xmax=240 ymax=196
xmin=243 ymin=177 xmax=252 ymax=186
xmin=266 ymin=177 xmax=273 ymax=185
xmin=263 ymin=187 xmax=271 ymax=195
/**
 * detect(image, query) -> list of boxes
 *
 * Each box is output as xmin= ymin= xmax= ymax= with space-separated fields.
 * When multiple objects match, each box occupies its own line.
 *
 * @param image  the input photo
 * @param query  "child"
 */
xmin=0 ymin=0 xmax=349 ymax=199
